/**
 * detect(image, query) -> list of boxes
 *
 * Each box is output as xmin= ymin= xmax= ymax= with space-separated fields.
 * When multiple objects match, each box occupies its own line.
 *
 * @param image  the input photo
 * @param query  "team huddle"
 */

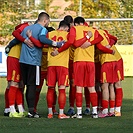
xmin=4 ymin=12 xmax=123 ymax=119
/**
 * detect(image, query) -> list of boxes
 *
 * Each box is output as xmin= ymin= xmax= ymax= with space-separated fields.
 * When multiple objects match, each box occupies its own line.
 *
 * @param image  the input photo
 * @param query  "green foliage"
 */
xmin=64 ymin=0 xmax=133 ymax=45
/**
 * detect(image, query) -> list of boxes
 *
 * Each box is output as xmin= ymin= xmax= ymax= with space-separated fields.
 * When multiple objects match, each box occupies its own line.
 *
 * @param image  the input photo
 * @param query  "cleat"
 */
xmin=108 ymin=112 xmax=115 ymax=117
xmin=27 ymin=112 xmax=40 ymax=118
xmin=9 ymin=112 xmax=22 ymax=118
xmin=19 ymin=111 xmax=28 ymax=117
xmin=92 ymin=113 xmax=98 ymax=118
xmin=34 ymin=112 xmax=40 ymax=118
xmin=53 ymin=110 xmax=58 ymax=115
xmin=98 ymin=112 xmax=109 ymax=118
xmin=47 ymin=114 xmax=53 ymax=119
xmin=71 ymin=114 xmax=82 ymax=119
xmin=115 ymin=111 xmax=121 ymax=117
xmin=83 ymin=108 xmax=90 ymax=115
xmin=58 ymin=114 xmax=70 ymax=119
xmin=67 ymin=108 xmax=75 ymax=116
xmin=4 ymin=112 xmax=10 ymax=117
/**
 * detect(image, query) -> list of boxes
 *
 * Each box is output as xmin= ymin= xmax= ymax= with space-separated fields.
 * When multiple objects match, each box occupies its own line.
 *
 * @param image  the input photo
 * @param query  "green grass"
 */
xmin=0 ymin=77 xmax=133 ymax=133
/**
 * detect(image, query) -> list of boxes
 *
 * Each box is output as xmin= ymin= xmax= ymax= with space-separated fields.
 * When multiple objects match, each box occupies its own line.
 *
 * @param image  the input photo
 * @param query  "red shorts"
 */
xmin=100 ymin=61 xmax=118 ymax=83
xmin=47 ymin=66 xmax=69 ymax=87
xmin=116 ymin=58 xmax=124 ymax=80
xmin=73 ymin=61 xmax=95 ymax=87
xmin=95 ymin=62 xmax=101 ymax=83
xmin=36 ymin=71 xmax=47 ymax=89
xmin=69 ymin=59 xmax=74 ymax=80
xmin=7 ymin=56 xmax=21 ymax=82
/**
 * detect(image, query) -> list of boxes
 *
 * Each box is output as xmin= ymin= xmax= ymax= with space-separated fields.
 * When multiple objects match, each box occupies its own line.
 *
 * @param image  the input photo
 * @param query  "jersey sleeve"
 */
xmin=29 ymin=36 xmax=43 ymax=48
xmin=90 ymin=30 xmax=103 ymax=45
xmin=39 ymin=28 xmax=53 ymax=45
xmin=58 ymin=27 xmax=76 ymax=53
xmin=96 ymin=43 xmax=113 ymax=54
xmin=12 ymin=23 xmax=29 ymax=42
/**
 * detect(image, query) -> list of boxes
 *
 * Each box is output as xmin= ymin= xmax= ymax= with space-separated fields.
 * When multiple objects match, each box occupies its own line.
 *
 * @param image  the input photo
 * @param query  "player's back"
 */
xmin=20 ymin=23 xmax=45 ymax=66
xmin=98 ymin=29 xmax=117 ymax=64
xmin=73 ymin=25 xmax=96 ymax=62
xmin=47 ymin=30 xmax=69 ymax=68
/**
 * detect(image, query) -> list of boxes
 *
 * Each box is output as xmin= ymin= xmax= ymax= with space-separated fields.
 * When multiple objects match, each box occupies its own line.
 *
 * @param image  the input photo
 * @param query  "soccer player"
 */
xmin=46 ymin=20 xmax=70 ymax=119
xmin=19 ymin=12 xmax=63 ymax=118
xmin=105 ymin=31 xmax=124 ymax=116
xmin=5 ymin=22 xmax=31 ymax=117
xmin=63 ymin=15 xmax=77 ymax=116
xmin=51 ymin=17 xmax=104 ymax=118
xmin=34 ymin=26 xmax=58 ymax=115
xmin=97 ymin=29 xmax=117 ymax=118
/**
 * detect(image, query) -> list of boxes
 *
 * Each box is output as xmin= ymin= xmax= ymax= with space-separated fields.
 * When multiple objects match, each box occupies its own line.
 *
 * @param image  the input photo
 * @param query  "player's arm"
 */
xmin=104 ymin=30 xmax=117 ymax=46
xmin=39 ymin=28 xmax=63 ymax=48
xmin=12 ymin=23 xmax=29 ymax=42
xmin=96 ymin=43 xmax=115 ymax=54
xmin=5 ymin=23 xmax=30 ymax=54
xmin=90 ymin=30 xmax=103 ymax=45
xmin=57 ymin=27 xmax=76 ymax=53
xmin=74 ymin=30 xmax=103 ymax=48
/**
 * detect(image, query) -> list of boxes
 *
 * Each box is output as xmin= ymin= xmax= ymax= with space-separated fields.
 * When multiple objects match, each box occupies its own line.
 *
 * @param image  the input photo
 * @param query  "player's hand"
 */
xmin=105 ymin=45 xmax=111 ymax=49
xmin=87 ymin=31 xmax=93 ymax=38
xmin=24 ymin=39 xmax=34 ymax=48
xmin=56 ymin=40 xmax=66 ymax=48
xmin=26 ymin=30 xmax=32 ymax=38
xmin=5 ymin=45 xmax=11 ymax=54
xmin=80 ymin=42 xmax=91 ymax=49
xmin=112 ymin=50 xmax=115 ymax=55
xmin=51 ymin=49 xmax=59 ymax=56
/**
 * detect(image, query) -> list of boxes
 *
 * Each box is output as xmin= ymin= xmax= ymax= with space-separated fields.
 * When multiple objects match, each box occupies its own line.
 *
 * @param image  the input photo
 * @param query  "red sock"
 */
xmin=52 ymin=90 xmax=57 ymax=111
xmin=90 ymin=92 xmax=98 ymax=107
xmin=16 ymin=88 xmax=23 ymax=105
xmin=69 ymin=85 xmax=76 ymax=107
xmin=34 ymin=90 xmax=41 ymax=112
xmin=8 ymin=86 xmax=18 ymax=106
xmin=115 ymin=88 xmax=123 ymax=107
xmin=84 ymin=87 xmax=90 ymax=108
xmin=102 ymin=100 xmax=108 ymax=110
xmin=58 ymin=89 xmax=66 ymax=109
xmin=109 ymin=100 xmax=115 ymax=108
xmin=5 ymin=88 xmax=9 ymax=108
xmin=76 ymin=92 xmax=83 ymax=107
xmin=46 ymin=88 xmax=55 ymax=108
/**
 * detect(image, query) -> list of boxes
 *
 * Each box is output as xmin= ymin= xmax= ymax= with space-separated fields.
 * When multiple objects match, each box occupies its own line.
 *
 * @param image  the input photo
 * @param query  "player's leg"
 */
xmin=46 ymin=66 xmax=56 ymax=118
xmin=83 ymin=87 xmax=90 ymax=115
xmin=7 ymin=57 xmax=23 ymax=117
xmin=108 ymin=83 xmax=115 ymax=116
xmin=72 ymin=62 xmax=85 ymax=119
xmin=21 ymin=63 xmax=39 ymax=118
xmin=114 ymin=59 xmax=124 ymax=116
xmin=67 ymin=59 xmax=76 ymax=115
xmin=4 ymin=81 xmax=10 ymax=116
xmin=98 ymin=82 xmax=109 ymax=118
xmin=57 ymin=66 xmax=70 ymax=119
xmin=86 ymin=62 xmax=98 ymax=118
xmin=34 ymin=71 xmax=45 ymax=113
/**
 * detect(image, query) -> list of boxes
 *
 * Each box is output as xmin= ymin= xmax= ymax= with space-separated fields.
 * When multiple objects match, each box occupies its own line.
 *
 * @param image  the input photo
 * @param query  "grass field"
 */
xmin=0 ymin=77 xmax=133 ymax=133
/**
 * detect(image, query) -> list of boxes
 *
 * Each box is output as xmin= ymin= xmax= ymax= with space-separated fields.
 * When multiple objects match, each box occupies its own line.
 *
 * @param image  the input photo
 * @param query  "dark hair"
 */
xmin=46 ymin=27 xmax=55 ymax=32
xmin=74 ymin=17 xmax=85 ymax=25
xmin=58 ymin=20 xmax=70 ymax=29
xmin=64 ymin=15 xmax=73 ymax=24
xmin=37 ymin=12 xmax=50 ymax=21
